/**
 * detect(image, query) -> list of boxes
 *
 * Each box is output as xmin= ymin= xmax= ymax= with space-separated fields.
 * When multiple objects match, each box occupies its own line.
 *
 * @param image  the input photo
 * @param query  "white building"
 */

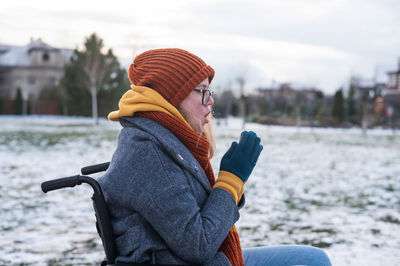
xmin=0 ymin=38 xmax=73 ymax=113
xmin=387 ymin=58 xmax=400 ymax=94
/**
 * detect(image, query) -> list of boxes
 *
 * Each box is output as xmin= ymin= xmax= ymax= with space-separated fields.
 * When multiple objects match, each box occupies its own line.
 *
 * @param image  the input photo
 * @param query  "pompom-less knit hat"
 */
xmin=128 ymin=48 xmax=215 ymax=107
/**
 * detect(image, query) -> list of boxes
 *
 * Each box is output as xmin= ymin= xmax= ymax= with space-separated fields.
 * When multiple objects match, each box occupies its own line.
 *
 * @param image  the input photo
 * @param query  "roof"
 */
xmin=0 ymin=39 xmax=73 ymax=67
xmin=387 ymin=70 xmax=400 ymax=75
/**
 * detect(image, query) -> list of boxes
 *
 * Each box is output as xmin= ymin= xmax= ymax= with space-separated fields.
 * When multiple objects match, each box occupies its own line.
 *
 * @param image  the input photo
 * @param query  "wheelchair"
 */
xmin=41 ymin=162 xmax=186 ymax=266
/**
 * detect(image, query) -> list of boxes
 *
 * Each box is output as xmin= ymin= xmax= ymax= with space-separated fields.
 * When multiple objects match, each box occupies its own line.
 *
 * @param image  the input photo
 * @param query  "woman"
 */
xmin=99 ymin=48 xmax=331 ymax=266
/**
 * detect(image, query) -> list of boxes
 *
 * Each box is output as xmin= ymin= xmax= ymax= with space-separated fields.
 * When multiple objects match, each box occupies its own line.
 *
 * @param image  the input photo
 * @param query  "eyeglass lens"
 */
xmin=202 ymin=90 xmax=213 ymax=104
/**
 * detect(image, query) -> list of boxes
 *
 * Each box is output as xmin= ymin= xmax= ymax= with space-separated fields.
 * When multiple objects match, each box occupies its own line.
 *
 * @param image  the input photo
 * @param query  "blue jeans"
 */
xmin=243 ymin=245 xmax=332 ymax=266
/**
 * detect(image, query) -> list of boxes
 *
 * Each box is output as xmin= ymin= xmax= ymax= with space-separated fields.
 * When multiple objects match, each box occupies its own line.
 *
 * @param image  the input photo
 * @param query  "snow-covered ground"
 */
xmin=1 ymin=116 xmax=399 ymax=265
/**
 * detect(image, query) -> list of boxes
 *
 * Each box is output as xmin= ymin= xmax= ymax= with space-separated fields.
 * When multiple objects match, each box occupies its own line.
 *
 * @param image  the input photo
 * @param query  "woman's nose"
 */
xmin=207 ymin=94 xmax=215 ymax=105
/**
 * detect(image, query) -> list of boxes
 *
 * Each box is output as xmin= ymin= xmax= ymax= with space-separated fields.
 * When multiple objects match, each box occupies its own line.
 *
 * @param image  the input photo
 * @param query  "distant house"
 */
xmin=257 ymin=83 xmax=321 ymax=110
xmin=251 ymin=83 xmax=324 ymax=125
xmin=350 ymin=76 xmax=386 ymax=102
xmin=387 ymin=58 xmax=400 ymax=94
xmin=0 ymin=38 xmax=73 ymax=114
xmin=384 ymin=57 xmax=400 ymax=120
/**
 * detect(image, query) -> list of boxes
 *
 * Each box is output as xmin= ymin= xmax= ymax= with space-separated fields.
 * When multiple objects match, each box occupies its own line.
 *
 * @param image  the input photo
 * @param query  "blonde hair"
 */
xmin=203 ymin=114 xmax=216 ymax=159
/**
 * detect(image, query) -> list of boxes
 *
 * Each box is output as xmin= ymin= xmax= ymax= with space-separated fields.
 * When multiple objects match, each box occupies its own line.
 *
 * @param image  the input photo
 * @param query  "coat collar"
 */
xmin=120 ymin=116 xmax=212 ymax=193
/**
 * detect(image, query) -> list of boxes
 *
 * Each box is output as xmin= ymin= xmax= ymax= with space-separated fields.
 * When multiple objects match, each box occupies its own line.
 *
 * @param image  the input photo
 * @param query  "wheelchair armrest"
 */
xmin=41 ymin=175 xmax=81 ymax=193
xmin=81 ymin=162 xmax=110 ymax=175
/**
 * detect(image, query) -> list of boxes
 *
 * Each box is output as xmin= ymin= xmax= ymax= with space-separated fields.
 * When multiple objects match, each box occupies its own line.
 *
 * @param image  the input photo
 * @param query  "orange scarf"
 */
xmin=136 ymin=111 xmax=244 ymax=266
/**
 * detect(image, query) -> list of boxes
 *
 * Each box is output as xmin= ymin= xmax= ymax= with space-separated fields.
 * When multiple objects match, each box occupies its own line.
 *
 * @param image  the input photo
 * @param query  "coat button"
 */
xmin=178 ymin=154 xmax=184 ymax=160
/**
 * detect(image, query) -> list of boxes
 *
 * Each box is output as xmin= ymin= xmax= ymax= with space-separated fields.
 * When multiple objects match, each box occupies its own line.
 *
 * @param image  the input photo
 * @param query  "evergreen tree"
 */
xmin=0 ymin=95 xmax=3 ymax=114
xmin=61 ymin=33 xmax=128 ymax=123
xmin=312 ymin=90 xmax=324 ymax=119
xmin=332 ymin=88 xmax=344 ymax=124
xmin=14 ymin=88 xmax=23 ymax=115
xmin=347 ymin=84 xmax=357 ymax=117
xmin=97 ymin=64 xmax=130 ymax=117
xmin=60 ymin=57 xmax=91 ymax=116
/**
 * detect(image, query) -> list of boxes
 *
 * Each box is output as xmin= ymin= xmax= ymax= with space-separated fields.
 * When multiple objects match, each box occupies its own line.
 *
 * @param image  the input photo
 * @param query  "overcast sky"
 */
xmin=1 ymin=0 xmax=399 ymax=94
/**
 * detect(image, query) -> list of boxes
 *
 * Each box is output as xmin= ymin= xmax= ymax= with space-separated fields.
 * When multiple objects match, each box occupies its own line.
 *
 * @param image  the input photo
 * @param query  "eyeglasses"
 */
xmin=193 ymin=89 xmax=214 ymax=105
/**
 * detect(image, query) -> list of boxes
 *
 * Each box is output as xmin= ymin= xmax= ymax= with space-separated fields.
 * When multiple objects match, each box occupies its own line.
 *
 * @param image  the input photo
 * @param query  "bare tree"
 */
xmin=80 ymin=33 xmax=119 ymax=125
xmin=233 ymin=65 xmax=249 ymax=129
xmin=236 ymin=77 xmax=246 ymax=129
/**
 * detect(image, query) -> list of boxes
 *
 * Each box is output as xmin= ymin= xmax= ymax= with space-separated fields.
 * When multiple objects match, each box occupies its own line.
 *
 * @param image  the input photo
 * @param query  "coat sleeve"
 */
xmin=112 ymin=138 xmax=240 ymax=264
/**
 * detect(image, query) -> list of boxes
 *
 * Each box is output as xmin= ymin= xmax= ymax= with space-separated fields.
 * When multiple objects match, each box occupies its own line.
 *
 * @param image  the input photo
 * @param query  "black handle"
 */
xmin=41 ymin=175 xmax=81 ymax=193
xmin=81 ymin=162 xmax=110 ymax=175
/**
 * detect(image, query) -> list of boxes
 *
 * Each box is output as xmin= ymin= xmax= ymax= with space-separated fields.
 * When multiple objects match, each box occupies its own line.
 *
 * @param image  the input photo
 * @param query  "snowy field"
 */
xmin=1 ymin=115 xmax=399 ymax=265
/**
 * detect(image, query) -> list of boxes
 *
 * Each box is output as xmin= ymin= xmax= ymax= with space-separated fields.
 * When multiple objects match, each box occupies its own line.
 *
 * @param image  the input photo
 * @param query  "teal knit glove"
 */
xmin=220 ymin=131 xmax=263 ymax=183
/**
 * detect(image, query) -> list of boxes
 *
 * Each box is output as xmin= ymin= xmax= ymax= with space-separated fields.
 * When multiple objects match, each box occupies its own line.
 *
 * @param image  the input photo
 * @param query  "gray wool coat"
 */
xmin=98 ymin=117 xmax=241 ymax=265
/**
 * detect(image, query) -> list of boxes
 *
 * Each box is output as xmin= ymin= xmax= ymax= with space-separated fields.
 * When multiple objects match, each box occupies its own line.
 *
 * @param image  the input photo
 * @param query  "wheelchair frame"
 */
xmin=41 ymin=162 xmax=183 ymax=266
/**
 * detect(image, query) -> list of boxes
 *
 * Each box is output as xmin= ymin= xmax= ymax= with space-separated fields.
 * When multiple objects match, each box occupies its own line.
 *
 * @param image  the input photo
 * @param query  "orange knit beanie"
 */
xmin=128 ymin=48 xmax=215 ymax=107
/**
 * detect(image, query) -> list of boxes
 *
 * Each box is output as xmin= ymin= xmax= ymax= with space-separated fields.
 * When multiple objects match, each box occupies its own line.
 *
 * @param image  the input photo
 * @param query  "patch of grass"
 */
xmin=283 ymin=197 xmax=309 ymax=212
xmin=62 ymin=247 xmax=77 ymax=256
xmin=380 ymin=215 xmax=400 ymax=224
xmin=1 ymin=226 xmax=14 ymax=231
xmin=342 ymin=193 xmax=377 ymax=210
xmin=8 ymin=165 xmax=18 ymax=170
xmin=385 ymin=184 xmax=395 ymax=192
xmin=296 ymin=238 xmax=333 ymax=248
xmin=311 ymin=228 xmax=337 ymax=234
xmin=309 ymin=200 xmax=326 ymax=207
xmin=386 ymin=135 xmax=396 ymax=142
xmin=83 ymin=238 xmax=99 ymax=249
xmin=0 ymin=131 xmax=86 ymax=147
xmin=46 ymin=257 xmax=72 ymax=266
xmin=269 ymin=223 xmax=285 ymax=231
xmin=371 ymin=228 xmax=381 ymax=235
xmin=240 ymin=226 xmax=259 ymax=233
xmin=0 ymin=129 xmax=119 ymax=152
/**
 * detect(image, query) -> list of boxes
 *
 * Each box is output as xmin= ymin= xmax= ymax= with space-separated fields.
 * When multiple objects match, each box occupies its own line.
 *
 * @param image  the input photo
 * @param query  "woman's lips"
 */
xmin=204 ymin=111 xmax=211 ymax=124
